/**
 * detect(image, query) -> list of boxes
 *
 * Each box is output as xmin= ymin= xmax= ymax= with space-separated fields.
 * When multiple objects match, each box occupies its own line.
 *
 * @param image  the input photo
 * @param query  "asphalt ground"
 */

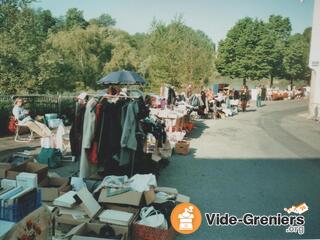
xmin=158 ymin=99 xmax=320 ymax=239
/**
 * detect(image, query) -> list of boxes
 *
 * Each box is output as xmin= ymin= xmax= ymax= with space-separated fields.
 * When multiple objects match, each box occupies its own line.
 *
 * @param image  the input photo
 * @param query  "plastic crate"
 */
xmin=0 ymin=189 xmax=41 ymax=222
xmin=47 ymin=118 xmax=62 ymax=129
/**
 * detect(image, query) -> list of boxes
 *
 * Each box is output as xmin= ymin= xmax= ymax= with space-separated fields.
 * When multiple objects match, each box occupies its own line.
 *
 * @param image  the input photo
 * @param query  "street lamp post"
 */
xmin=309 ymin=0 xmax=320 ymax=120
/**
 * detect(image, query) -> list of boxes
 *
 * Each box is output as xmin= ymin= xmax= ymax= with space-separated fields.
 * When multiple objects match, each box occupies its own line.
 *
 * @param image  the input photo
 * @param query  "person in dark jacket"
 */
xmin=240 ymin=86 xmax=249 ymax=112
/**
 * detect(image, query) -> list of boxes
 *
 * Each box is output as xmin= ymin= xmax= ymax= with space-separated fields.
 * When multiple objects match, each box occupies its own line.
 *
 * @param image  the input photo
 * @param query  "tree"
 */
xmin=89 ymin=13 xmax=116 ymax=27
xmin=65 ymin=8 xmax=88 ymax=30
xmin=216 ymin=17 xmax=269 ymax=85
xmin=283 ymin=34 xmax=308 ymax=89
xmin=302 ymin=27 xmax=312 ymax=81
xmin=264 ymin=15 xmax=292 ymax=87
xmin=0 ymin=0 xmax=56 ymax=93
xmin=35 ymin=9 xmax=56 ymax=34
xmin=104 ymin=42 xmax=138 ymax=73
xmin=139 ymin=17 xmax=215 ymax=90
xmin=38 ymin=25 xmax=113 ymax=91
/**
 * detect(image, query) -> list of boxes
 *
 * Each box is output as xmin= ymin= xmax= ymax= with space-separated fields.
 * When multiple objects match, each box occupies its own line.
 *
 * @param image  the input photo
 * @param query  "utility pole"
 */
xmin=309 ymin=0 xmax=320 ymax=120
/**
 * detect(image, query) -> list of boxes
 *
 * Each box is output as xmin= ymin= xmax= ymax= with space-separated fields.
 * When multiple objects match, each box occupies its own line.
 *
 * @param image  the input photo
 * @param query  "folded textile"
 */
xmin=129 ymin=174 xmax=157 ymax=192
xmin=95 ymin=174 xmax=157 ymax=193
xmin=94 ymin=176 xmax=130 ymax=194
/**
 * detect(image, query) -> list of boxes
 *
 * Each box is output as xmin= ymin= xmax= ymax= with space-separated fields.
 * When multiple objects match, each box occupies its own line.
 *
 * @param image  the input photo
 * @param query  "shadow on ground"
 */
xmin=186 ymin=120 xmax=209 ymax=139
xmin=159 ymin=156 xmax=320 ymax=240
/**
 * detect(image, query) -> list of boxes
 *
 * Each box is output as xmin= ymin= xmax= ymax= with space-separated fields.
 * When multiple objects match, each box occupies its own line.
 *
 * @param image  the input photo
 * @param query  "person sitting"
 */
xmin=12 ymin=98 xmax=51 ymax=138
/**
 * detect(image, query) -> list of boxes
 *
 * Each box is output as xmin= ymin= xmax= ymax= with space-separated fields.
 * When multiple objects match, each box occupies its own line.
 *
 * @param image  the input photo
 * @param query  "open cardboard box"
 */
xmin=55 ymin=187 xmax=101 ymax=228
xmin=98 ymin=187 xmax=155 ymax=207
xmin=39 ymin=177 xmax=71 ymax=202
xmin=56 ymin=212 xmax=91 ymax=227
xmin=0 ymin=162 xmax=12 ymax=179
xmin=92 ymin=204 xmax=139 ymax=240
xmin=56 ymin=188 xmax=137 ymax=240
xmin=65 ymin=223 xmax=126 ymax=240
xmin=6 ymin=162 xmax=48 ymax=183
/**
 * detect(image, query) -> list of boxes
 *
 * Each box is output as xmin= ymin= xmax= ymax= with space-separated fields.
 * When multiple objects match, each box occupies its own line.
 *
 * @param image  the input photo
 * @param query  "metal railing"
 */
xmin=0 ymin=95 xmax=76 ymax=135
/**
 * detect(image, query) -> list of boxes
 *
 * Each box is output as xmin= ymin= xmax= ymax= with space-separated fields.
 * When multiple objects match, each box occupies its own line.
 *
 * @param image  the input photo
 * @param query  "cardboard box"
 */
xmin=17 ymin=172 xmax=38 ymax=189
xmin=39 ymin=177 xmax=70 ymax=201
xmin=0 ymin=163 xmax=11 ymax=179
xmin=76 ymin=187 xmax=102 ymax=219
xmin=174 ymin=140 xmax=190 ymax=155
xmin=132 ymin=223 xmax=176 ymax=240
xmin=55 ymin=187 xmax=103 ymax=229
xmin=4 ymin=206 xmax=53 ymax=240
xmin=56 ymin=212 xmax=91 ymax=226
xmin=66 ymin=223 xmax=126 ymax=240
xmin=55 ymin=205 xmax=91 ymax=228
xmin=92 ymin=204 xmax=139 ymax=240
xmin=98 ymin=188 xmax=155 ymax=207
xmin=7 ymin=162 xmax=48 ymax=183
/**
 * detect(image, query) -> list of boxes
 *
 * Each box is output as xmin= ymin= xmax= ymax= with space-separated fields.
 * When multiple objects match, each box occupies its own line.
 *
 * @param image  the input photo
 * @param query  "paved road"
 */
xmin=159 ymin=99 xmax=320 ymax=239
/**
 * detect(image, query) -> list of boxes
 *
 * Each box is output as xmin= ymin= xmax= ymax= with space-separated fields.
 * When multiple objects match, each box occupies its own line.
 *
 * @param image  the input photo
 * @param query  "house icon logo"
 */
xmin=171 ymin=203 xmax=202 ymax=234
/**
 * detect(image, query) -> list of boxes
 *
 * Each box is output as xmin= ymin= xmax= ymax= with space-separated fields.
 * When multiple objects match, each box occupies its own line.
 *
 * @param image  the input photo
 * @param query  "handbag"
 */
xmin=138 ymin=206 xmax=168 ymax=230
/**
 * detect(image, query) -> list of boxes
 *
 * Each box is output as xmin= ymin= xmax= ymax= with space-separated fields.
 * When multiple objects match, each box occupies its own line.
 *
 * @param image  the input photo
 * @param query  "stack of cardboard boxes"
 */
xmin=0 ymin=160 xmax=190 ymax=240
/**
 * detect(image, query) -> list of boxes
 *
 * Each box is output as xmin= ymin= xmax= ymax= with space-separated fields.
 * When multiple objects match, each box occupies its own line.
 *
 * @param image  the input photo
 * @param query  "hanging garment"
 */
xmin=88 ymin=103 xmax=103 ymax=164
xmin=119 ymin=101 xmax=139 ymax=166
xmin=70 ymin=103 xmax=85 ymax=157
xmin=79 ymin=98 xmax=98 ymax=178
xmin=98 ymin=100 xmax=125 ymax=173
xmin=56 ymin=123 xmax=66 ymax=153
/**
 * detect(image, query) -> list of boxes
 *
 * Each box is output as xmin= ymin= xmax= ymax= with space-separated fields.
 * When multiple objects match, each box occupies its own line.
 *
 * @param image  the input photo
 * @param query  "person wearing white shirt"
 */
xmin=12 ymin=98 xmax=51 ymax=137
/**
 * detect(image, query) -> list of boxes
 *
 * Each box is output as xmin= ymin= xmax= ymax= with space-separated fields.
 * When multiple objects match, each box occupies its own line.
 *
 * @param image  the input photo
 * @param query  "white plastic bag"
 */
xmin=138 ymin=206 xmax=168 ymax=230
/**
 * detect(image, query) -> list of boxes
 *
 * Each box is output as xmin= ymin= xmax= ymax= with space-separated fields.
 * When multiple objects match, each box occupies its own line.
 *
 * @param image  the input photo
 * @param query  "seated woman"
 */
xmin=12 ymin=98 xmax=51 ymax=138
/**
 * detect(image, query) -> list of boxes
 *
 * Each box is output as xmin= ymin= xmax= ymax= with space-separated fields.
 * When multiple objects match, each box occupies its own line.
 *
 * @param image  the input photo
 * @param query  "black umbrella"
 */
xmin=97 ymin=70 xmax=146 ymax=85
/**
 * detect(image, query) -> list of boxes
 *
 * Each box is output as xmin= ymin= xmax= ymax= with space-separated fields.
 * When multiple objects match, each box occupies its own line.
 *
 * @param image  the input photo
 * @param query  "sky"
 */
xmin=32 ymin=0 xmax=314 ymax=44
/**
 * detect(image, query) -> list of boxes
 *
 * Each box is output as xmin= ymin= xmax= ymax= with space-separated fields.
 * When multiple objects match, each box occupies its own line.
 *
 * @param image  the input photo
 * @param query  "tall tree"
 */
xmin=89 ymin=13 xmax=116 ymax=27
xmin=216 ymin=17 xmax=268 ymax=85
xmin=0 ymin=0 xmax=55 ymax=93
xmin=140 ymin=17 xmax=215 ymax=90
xmin=38 ymin=25 xmax=113 ymax=91
xmin=264 ymin=15 xmax=292 ymax=87
xmin=65 ymin=8 xmax=88 ymax=30
xmin=283 ymin=34 xmax=308 ymax=89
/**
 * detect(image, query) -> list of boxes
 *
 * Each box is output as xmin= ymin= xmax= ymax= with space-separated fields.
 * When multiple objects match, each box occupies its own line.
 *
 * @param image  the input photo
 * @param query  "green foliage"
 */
xmin=0 ymin=0 xmax=51 ymax=93
xmin=0 ymin=1 xmax=312 ymax=94
xmin=216 ymin=15 xmax=310 ymax=86
xmin=39 ymin=25 xmax=113 ymax=91
xmin=283 ymin=34 xmax=309 ymax=85
xmin=139 ymin=17 xmax=215 ymax=90
xmin=89 ymin=13 xmax=116 ymax=27
xmin=65 ymin=8 xmax=88 ymax=30
xmin=216 ymin=17 xmax=269 ymax=84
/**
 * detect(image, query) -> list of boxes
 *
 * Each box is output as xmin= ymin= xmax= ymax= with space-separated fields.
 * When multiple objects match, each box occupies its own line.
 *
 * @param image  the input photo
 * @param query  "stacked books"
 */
xmin=0 ymin=186 xmax=38 ymax=221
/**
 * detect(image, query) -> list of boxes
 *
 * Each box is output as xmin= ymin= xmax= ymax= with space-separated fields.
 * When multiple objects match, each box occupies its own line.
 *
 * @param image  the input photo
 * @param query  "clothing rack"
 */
xmin=88 ymin=93 xmax=141 ymax=99
xmin=93 ymin=93 xmax=142 ymax=177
